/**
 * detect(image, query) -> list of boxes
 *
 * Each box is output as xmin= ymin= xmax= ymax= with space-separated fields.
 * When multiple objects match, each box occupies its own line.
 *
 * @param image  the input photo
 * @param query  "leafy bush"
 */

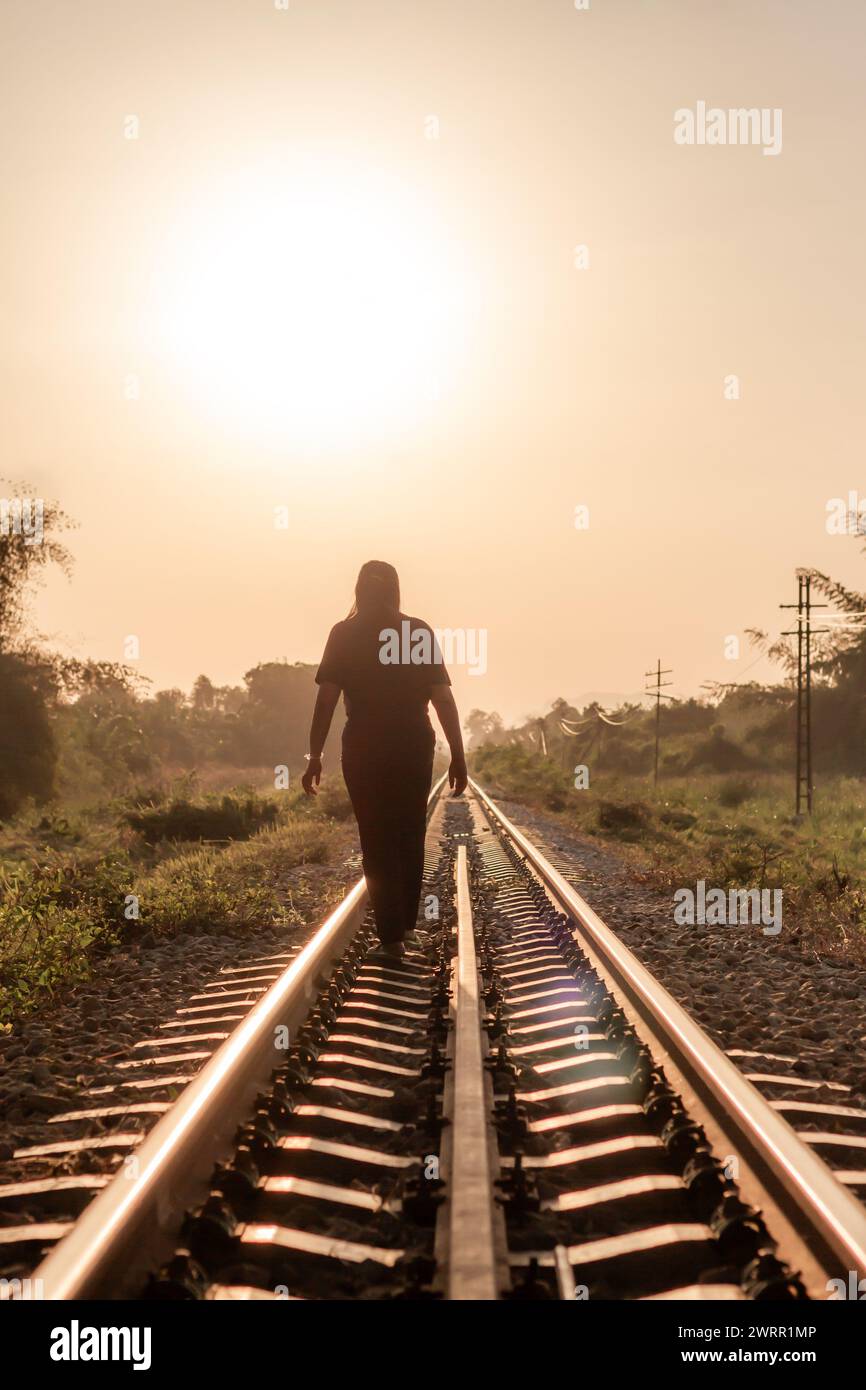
xmin=717 ymin=777 xmax=756 ymax=809
xmin=0 ymin=852 xmax=132 ymax=1021
xmin=685 ymin=726 xmax=754 ymax=773
xmin=473 ymin=742 xmax=572 ymax=808
xmin=661 ymin=699 xmax=716 ymax=735
xmin=597 ymin=739 xmax=653 ymax=775
xmin=124 ymin=794 xmax=280 ymax=844
xmin=596 ymin=800 xmax=652 ymax=834
xmin=659 ymin=808 xmax=697 ymax=830
xmin=0 ymin=813 xmax=335 ymax=1022
xmin=0 ymin=653 xmax=57 ymax=819
xmin=127 ymin=784 xmax=171 ymax=809
xmin=662 ymin=750 xmax=688 ymax=774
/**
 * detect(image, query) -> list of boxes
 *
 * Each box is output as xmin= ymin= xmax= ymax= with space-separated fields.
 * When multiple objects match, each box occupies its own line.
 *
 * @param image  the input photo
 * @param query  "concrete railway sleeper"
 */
xmin=4 ymin=780 xmax=865 ymax=1301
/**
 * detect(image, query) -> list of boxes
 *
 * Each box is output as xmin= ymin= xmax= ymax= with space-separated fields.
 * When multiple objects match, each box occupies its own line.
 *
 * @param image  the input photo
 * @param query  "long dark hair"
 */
xmin=347 ymin=560 xmax=401 ymax=618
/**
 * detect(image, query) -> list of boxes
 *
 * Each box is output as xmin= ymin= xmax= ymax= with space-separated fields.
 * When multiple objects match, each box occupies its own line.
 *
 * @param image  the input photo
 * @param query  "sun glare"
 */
xmin=149 ymin=154 xmax=476 ymax=447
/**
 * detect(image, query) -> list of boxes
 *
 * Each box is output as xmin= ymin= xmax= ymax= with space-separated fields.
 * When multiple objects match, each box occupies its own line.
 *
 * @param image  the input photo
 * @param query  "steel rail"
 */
xmin=446 ymin=844 xmax=499 ymax=1298
xmin=470 ymin=778 xmax=866 ymax=1294
xmin=35 ymin=774 xmax=447 ymax=1300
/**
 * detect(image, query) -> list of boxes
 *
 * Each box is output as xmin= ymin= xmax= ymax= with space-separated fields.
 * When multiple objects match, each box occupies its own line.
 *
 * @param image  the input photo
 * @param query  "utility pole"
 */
xmin=780 ymin=572 xmax=828 ymax=815
xmin=645 ymin=659 xmax=673 ymax=787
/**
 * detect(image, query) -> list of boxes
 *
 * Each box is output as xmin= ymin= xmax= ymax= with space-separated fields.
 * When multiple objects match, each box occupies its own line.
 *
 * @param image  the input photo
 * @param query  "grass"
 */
xmin=471 ymin=743 xmax=866 ymax=960
xmin=0 ymin=785 xmax=353 ymax=1026
xmin=123 ymin=792 xmax=281 ymax=844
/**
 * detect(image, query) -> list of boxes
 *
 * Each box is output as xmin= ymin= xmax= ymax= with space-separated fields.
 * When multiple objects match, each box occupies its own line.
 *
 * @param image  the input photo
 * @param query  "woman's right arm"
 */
xmin=430 ymin=684 xmax=468 ymax=795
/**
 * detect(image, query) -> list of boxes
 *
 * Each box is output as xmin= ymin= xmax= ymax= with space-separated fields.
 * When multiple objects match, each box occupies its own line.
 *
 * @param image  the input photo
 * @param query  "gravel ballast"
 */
xmin=0 ymin=843 xmax=361 ymax=1180
xmin=495 ymin=798 xmax=866 ymax=1105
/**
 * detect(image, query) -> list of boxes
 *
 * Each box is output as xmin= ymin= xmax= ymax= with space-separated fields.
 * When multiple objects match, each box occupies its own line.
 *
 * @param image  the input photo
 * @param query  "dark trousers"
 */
xmin=341 ymin=721 xmax=435 ymax=944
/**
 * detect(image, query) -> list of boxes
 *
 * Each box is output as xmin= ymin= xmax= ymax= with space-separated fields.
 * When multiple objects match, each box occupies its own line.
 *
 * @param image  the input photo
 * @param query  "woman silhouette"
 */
xmin=302 ymin=561 xmax=468 ymax=960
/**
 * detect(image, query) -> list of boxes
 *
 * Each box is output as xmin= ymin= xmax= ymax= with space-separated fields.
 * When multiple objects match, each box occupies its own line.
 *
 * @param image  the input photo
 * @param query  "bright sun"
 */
xmin=150 ymin=153 xmax=476 ymax=447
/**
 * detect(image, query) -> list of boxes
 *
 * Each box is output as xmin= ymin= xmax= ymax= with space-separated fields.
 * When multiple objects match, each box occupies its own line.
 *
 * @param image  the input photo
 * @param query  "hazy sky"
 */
xmin=5 ymin=0 xmax=866 ymax=723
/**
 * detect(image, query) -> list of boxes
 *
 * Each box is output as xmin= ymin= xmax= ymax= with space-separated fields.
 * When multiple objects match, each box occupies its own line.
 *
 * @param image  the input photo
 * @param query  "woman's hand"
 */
xmin=449 ymin=755 xmax=468 ymax=797
xmin=301 ymin=756 xmax=323 ymax=797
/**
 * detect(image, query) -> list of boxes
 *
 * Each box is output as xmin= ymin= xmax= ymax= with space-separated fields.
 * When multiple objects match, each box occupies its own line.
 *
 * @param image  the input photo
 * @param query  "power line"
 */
xmin=595 ymin=708 xmax=642 ymax=726
xmin=559 ymin=706 xmax=645 ymax=734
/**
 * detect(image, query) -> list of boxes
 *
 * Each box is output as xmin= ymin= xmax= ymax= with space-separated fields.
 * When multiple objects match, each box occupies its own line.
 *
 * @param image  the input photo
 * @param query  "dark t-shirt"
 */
xmin=316 ymin=611 xmax=450 ymax=733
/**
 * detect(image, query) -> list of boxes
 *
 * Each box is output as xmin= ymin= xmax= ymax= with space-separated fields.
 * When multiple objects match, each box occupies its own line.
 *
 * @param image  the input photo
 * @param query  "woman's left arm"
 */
xmin=302 ymin=682 xmax=341 ymax=795
xmin=430 ymin=684 xmax=468 ymax=795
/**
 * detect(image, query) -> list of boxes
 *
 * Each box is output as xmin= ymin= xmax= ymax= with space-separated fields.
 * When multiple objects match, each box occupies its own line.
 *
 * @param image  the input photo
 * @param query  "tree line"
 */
xmin=1 ymin=481 xmax=864 ymax=820
xmin=0 ymin=484 xmax=341 ymax=816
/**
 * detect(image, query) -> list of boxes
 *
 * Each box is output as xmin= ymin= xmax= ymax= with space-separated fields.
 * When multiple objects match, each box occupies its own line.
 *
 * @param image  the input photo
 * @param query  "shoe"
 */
xmin=379 ymin=940 xmax=404 ymax=961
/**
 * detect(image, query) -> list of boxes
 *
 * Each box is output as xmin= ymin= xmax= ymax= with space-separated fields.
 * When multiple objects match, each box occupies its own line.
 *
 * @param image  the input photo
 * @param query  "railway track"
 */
xmin=485 ymin=806 xmax=866 ymax=1210
xmin=3 ymin=778 xmax=866 ymax=1301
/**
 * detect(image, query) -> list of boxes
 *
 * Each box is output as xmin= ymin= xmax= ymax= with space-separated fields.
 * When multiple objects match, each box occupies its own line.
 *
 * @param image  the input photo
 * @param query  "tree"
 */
xmin=463 ymin=709 xmax=505 ymax=748
xmin=192 ymin=675 xmax=216 ymax=710
xmin=0 ymin=482 xmax=74 ymax=650
xmin=230 ymin=661 xmax=335 ymax=766
xmin=747 ymin=549 xmax=866 ymax=774
xmin=0 ymin=488 xmax=142 ymax=815
xmin=0 ymin=484 xmax=76 ymax=817
xmin=0 ymin=652 xmax=58 ymax=815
